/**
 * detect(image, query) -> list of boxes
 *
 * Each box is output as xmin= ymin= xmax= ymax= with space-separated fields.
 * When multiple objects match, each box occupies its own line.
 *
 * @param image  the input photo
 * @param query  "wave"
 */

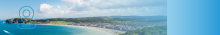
xmin=3 ymin=30 xmax=14 ymax=35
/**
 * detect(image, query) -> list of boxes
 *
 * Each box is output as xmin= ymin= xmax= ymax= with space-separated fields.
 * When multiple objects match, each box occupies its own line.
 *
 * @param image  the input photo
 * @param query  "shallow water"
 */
xmin=0 ymin=20 xmax=112 ymax=35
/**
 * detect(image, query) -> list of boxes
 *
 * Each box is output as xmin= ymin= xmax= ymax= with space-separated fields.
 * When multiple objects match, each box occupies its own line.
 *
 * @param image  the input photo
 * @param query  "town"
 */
xmin=68 ymin=21 xmax=166 ymax=31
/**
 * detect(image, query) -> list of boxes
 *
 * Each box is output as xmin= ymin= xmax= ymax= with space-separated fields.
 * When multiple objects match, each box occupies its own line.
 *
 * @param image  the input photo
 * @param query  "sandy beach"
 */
xmin=37 ymin=24 xmax=126 ymax=35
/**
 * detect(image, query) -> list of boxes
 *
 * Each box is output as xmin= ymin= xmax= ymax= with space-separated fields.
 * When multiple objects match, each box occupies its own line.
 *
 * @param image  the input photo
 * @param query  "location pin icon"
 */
xmin=17 ymin=6 xmax=36 ymax=29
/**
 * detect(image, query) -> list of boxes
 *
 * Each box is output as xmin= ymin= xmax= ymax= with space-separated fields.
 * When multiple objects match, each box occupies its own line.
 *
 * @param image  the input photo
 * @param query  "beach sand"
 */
xmin=37 ymin=24 xmax=126 ymax=35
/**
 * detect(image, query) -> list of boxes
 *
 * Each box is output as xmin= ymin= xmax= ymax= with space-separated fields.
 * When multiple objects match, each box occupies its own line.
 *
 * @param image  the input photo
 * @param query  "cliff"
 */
xmin=4 ymin=18 xmax=35 ymax=24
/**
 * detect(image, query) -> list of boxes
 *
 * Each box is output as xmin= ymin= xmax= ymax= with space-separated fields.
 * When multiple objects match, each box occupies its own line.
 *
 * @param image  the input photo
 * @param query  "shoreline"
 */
xmin=36 ymin=24 xmax=126 ymax=35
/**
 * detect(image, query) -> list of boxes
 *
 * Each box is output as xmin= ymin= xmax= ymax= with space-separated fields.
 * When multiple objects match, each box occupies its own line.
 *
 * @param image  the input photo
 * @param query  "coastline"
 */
xmin=36 ymin=24 xmax=126 ymax=35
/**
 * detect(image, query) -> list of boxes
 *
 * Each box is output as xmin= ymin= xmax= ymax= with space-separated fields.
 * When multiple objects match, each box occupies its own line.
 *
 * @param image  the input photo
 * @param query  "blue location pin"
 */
xmin=22 ymin=9 xmax=31 ymax=18
xmin=17 ymin=6 xmax=36 ymax=29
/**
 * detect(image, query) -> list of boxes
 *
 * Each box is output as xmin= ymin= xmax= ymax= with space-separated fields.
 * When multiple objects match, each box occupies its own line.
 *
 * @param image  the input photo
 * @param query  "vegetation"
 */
xmin=47 ymin=21 xmax=75 ymax=25
xmin=45 ymin=17 xmax=114 ymax=23
xmin=5 ymin=16 xmax=167 ymax=24
xmin=5 ymin=18 xmax=35 ymax=24
xmin=36 ymin=16 xmax=166 ymax=23
xmin=120 ymin=25 xmax=167 ymax=35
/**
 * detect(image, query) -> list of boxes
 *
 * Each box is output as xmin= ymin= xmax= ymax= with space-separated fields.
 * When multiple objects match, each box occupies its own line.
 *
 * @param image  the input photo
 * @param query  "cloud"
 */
xmin=37 ymin=0 xmax=167 ymax=18
xmin=39 ymin=3 xmax=53 ymax=13
xmin=57 ymin=5 xmax=61 ymax=9
xmin=37 ymin=3 xmax=69 ymax=18
xmin=62 ymin=0 xmax=166 ymax=11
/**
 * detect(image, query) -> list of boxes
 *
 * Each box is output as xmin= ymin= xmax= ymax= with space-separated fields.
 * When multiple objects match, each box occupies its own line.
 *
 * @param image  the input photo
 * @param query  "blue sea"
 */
xmin=0 ymin=20 xmax=112 ymax=35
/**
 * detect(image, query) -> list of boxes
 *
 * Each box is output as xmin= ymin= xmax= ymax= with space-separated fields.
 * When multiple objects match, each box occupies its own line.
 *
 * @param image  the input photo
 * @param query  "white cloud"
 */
xmin=57 ymin=5 xmax=61 ymax=9
xmin=61 ymin=0 xmax=166 ymax=11
xmin=37 ymin=3 xmax=69 ymax=18
xmin=36 ymin=0 xmax=166 ymax=18
xmin=39 ymin=3 xmax=53 ymax=13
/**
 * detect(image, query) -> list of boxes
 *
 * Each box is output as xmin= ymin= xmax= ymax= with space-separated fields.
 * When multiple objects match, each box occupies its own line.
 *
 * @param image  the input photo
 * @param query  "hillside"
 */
xmin=35 ymin=16 xmax=167 ymax=23
xmin=3 ymin=16 xmax=167 ymax=24
xmin=4 ymin=18 xmax=35 ymax=24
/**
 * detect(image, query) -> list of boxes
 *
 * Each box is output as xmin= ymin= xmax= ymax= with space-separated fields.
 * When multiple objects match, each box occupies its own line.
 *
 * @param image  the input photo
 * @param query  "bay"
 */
xmin=0 ymin=20 xmax=93 ymax=35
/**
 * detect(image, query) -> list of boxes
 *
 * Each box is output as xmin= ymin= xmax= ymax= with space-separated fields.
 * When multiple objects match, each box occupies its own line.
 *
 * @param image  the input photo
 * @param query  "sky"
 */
xmin=0 ymin=0 xmax=167 ymax=20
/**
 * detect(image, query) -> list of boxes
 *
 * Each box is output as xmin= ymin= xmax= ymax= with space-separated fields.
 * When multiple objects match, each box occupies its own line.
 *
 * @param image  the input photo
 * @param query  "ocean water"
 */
xmin=0 ymin=20 xmax=112 ymax=35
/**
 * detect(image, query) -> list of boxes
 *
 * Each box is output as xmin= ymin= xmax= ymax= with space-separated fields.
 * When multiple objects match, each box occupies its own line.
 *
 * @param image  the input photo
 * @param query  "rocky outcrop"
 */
xmin=4 ymin=18 xmax=34 ymax=24
xmin=5 ymin=19 xmax=23 ymax=24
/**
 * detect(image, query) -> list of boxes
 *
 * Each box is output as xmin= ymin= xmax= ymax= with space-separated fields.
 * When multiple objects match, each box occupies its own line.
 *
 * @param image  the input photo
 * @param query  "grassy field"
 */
xmin=47 ymin=21 xmax=75 ymax=25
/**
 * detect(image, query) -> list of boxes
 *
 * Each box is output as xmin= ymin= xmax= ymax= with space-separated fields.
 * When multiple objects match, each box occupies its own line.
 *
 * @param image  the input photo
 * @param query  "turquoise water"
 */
xmin=0 ymin=20 xmax=88 ymax=35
